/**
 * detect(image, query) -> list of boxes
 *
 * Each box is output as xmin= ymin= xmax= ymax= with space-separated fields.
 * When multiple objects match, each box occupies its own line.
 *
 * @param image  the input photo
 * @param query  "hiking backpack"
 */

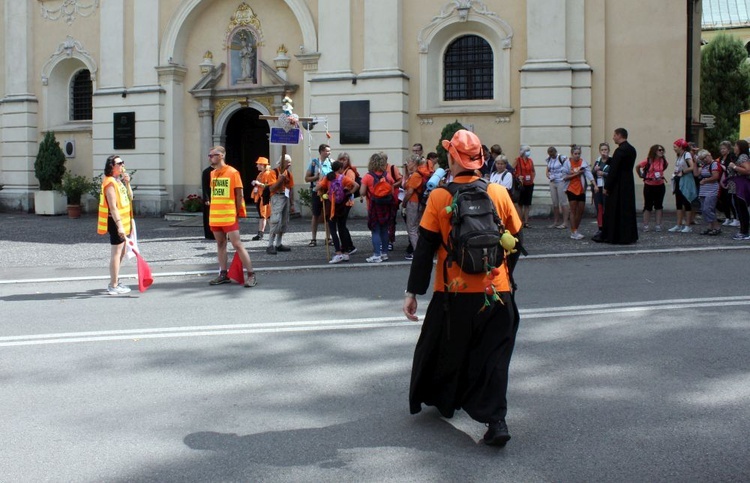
xmin=439 ymin=179 xmax=506 ymax=274
xmin=369 ymin=171 xmax=394 ymax=205
xmin=329 ymin=175 xmax=347 ymax=204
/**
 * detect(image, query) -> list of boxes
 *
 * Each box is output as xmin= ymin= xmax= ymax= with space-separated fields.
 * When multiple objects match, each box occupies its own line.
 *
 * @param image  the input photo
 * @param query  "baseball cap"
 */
xmin=441 ymin=130 xmax=483 ymax=171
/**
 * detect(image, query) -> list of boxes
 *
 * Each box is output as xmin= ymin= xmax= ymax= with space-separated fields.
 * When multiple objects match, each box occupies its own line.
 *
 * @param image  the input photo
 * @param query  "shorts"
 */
xmin=565 ymin=191 xmax=585 ymax=203
xmin=643 ymin=184 xmax=665 ymax=211
xmin=550 ymin=182 xmax=569 ymax=207
xmin=311 ymin=191 xmax=323 ymax=217
xmin=210 ymin=222 xmax=240 ymax=233
xmin=107 ymin=217 xmax=126 ymax=245
xmin=518 ymin=184 xmax=534 ymax=207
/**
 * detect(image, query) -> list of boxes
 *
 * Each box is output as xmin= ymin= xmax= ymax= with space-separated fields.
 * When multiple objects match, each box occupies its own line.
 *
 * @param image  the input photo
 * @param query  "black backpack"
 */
xmin=439 ymin=179 xmax=505 ymax=274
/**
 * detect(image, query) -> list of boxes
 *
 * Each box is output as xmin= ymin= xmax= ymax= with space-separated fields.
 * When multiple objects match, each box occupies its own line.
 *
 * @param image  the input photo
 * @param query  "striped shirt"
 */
xmin=698 ymin=161 xmax=719 ymax=197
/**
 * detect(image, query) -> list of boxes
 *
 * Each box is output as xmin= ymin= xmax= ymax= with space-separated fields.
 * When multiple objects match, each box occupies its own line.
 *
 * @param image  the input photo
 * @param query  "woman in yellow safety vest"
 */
xmin=97 ymin=155 xmax=133 ymax=295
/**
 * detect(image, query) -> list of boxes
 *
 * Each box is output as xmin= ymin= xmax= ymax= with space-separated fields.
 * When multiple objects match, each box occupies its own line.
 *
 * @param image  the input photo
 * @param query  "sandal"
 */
xmin=308 ymin=239 xmax=317 ymax=247
xmin=244 ymin=273 xmax=257 ymax=288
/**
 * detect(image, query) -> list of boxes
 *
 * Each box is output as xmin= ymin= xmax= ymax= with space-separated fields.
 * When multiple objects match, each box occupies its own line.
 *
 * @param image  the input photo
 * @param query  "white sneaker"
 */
xmin=681 ymin=226 xmax=692 ymax=233
xmin=365 ymin=255 xmax=382 ymax=263
xmin=730 ymin=219 xmax=741 ymax=227
xmin=722 ymin=219 xmax=731 ymax=226
xmin=107 ymin=283 xmax=131 ymax=295
xmin=668 ymin=225 xmax=682 ymax=232
xmin=654 ymin=225 xmax=662 ymax=232
xmin=341 ymin=253 xmax=350 ymax=261
xmin=643 ymin=225 xmax=650 ymax=232
xmin=329 ymin=254 xmax=345 ymax=264
xmin=380 ymin=253 xmax=389 ymax=261
xmin=575 ymin=232 xmax=585 ymax=240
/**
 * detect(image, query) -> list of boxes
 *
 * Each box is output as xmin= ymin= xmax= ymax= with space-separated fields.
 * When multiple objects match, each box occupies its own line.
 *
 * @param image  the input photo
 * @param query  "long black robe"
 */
xmin=601 ymin=140 xmax=638 ymax=244
xmin=201 ymin=165 xmax=215 ymax=240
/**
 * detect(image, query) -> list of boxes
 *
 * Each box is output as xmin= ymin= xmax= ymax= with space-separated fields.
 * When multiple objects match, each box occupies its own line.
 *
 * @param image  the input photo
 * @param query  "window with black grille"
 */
xmin=443 ymin=35 xmax=494 ymax=101
xmin=70 ymin=69 xmax=92 ymax=121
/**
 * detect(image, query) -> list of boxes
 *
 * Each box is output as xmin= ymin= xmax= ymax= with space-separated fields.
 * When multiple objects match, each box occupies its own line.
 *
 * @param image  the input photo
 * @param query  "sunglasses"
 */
xmin=115 ymin=160 xmax=125 ymax=165
xmin=208 ymin=153 xmax=220 ymax=158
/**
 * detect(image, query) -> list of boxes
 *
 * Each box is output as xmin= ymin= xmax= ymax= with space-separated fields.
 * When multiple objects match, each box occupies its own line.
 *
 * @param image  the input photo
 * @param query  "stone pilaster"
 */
xmin=316 ymin=0 xmax=352 ymax=76
xmin=0 ymin=0 xmax=38 ymax=211
xmin=99 ymin=0 xmax=125 ymax=90
xmin=520 ymin=0 xmax=592 ymax=215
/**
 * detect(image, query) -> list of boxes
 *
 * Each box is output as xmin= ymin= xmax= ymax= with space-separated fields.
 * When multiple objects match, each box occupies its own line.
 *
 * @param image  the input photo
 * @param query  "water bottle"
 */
xmin=426 ymin=168 xmax=447 ymax=190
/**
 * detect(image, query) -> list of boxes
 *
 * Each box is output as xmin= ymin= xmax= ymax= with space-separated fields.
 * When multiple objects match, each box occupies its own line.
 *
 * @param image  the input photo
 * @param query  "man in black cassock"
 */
xmin=593 ymin=128 xmax=638 ymax=244
xmin=201 ymin=164 xmax=215 ymax=240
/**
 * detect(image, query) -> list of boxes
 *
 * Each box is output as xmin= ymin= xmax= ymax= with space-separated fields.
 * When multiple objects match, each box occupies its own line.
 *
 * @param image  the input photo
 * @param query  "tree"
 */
xmin=701 ymin=33 xmax=750 ymax=155
xmin=435 ymin=120 xmax=466 ymax=169
xmin=34 ymin=131 xmax=66 ymax=190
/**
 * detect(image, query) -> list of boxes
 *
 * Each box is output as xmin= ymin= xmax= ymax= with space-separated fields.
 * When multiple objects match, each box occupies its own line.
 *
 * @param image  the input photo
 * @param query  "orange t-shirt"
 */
xmin=252 ymin=169 xmax=276 ymax=202
xmin=420 ymin=175 xmax=522 ymax=293
xmin=269 ymin=168 xmax=294 ymax=195
xmin=567 ymin=158 xmax=584 ymax=195
xmin=404 ymin=172 xmax=423 ymax=204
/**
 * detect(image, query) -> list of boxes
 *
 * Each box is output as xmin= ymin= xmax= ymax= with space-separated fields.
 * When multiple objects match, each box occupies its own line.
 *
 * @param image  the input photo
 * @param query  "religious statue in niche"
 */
xmin=230 ymin=29 xmax=258 ymax=85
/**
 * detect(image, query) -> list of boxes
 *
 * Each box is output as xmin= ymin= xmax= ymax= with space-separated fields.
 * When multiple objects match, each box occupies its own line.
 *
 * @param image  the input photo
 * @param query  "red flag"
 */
xmin=227 ymin=253 xmax=244 ymax=284
xmin=134 ymin=250 xmax=153 ymax=292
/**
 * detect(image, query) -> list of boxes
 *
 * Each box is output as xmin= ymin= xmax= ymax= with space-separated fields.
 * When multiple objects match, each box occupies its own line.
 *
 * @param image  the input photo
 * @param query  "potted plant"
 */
xmin=56 ymin=171 xmax=95 ymax=219
xmin=34 ymin=131 xmax=67 ymax=215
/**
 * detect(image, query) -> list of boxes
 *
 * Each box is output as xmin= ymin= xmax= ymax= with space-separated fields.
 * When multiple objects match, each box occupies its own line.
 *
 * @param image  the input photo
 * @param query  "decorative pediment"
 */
xmin=190 ymin=63 xmax=226 ymax=92
xmin=39 ymin=0 xmax=99 ymax=25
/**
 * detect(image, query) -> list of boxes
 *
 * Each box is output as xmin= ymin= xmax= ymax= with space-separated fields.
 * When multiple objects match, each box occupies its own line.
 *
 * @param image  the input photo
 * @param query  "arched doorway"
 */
xmin=224 ymin=107 xmax=269 ymax=205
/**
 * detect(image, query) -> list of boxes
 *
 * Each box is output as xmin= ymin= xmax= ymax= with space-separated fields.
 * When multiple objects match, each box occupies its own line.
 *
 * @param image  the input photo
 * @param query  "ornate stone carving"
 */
xmin=39 ymin=0 xmax=99 ymax=25
xmin=418 ymin=0 xmax=513 ymax=53
xmin=226 ymin=3 xmax=264 ymax=46
xmin=41 ymin=36 xmax=97 ymax=85
xmin=255 ymin=96 xmax=275 ymax=114
xmin=213 ymin=98 xmax=237 ymax=120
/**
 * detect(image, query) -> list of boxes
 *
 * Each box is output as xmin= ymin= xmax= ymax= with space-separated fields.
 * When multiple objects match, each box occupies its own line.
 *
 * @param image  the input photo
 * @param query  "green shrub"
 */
xmin=34 ymin=131 xmax=66 ymax=190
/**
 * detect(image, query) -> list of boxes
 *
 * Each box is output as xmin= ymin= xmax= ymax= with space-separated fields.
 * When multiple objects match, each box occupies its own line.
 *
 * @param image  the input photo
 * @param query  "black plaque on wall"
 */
xmin=113 ymin=112 xmax=136 ymax=150
xmin=340 ymin=100 xmax=370 ymax=144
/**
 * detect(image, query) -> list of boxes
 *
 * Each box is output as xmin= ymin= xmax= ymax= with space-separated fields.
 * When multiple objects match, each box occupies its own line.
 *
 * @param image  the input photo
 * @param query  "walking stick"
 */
xmin=322 ymin=194 xmax=331 ymax=261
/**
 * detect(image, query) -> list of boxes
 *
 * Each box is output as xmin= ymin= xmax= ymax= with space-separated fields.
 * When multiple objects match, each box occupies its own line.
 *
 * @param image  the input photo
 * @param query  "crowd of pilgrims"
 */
xmin=242 ymin=137 xmax=750 ymax=264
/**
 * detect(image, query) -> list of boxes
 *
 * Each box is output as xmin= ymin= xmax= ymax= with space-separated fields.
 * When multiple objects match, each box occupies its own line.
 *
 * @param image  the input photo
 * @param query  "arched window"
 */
xmin=443 ymin=35 xmax=493 ymax=101
xmin=70 ymin=69 xmax=92 ymax=121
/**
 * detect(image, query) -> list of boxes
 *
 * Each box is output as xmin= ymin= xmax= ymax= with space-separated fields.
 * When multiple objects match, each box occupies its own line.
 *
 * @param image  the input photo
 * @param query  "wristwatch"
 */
xmin=404 ymin=290 xmax=416 ymax=299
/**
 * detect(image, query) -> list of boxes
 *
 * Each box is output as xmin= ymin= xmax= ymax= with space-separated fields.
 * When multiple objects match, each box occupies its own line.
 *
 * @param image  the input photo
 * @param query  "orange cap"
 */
xmin=256 ymin=157 xmax=269 ymax=165
xmin=441 ymin=130 xmax=483 ymax=170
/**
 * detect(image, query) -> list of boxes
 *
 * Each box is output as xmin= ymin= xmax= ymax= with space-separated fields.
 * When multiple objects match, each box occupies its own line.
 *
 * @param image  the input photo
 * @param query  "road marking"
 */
xmin=2 ymin=296 xmax=749 ymax=348
xmin=2 ymin=244 xmax=749 ymax=285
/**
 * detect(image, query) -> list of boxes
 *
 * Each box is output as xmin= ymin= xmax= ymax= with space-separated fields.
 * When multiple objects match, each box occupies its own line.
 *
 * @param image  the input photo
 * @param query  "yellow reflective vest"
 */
xmin=209 ymin=165 xmax=246 ymax=226
xmin=97 ymin=176 xmax=132 ymax=235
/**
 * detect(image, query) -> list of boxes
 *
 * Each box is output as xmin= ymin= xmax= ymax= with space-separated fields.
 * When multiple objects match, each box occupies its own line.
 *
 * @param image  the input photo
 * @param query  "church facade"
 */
xmin=0 ymin=0 xmax=702 ymax=214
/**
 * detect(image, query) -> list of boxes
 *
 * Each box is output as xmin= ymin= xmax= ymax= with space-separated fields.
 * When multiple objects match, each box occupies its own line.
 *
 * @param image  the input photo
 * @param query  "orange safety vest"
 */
xmin=209 ymin=165 xmax=246 ymax=226
xmin=97 ymin=176 xmax=132 ymax=235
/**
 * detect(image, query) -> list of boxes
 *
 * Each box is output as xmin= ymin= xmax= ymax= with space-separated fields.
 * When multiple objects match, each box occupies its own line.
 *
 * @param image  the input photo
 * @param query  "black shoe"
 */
xmin=483 ymin=420 xmax=511 ymax=447
xmin=251 ymin=233 xmax=263 ymax=241
xmin=266 ymin=246 xmax=277 ymax=255
xmin=591 ymin=233 xmax=607 ymax=243
xmin=276 ymin=244 xmax=291 ymax=252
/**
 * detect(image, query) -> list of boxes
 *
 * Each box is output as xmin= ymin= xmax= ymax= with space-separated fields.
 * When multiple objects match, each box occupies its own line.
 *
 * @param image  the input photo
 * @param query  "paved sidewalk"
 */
xmin=1 ymin=211 xmax=748 ymax=282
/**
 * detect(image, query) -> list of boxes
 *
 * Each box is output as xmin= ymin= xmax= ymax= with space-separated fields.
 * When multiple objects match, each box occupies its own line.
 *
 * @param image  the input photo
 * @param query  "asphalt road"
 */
xmin=1 ymin=251 xmax=749 ymax=482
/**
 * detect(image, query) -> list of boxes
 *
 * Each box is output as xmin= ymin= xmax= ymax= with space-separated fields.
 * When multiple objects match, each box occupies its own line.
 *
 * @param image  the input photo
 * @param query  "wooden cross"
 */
xmin=258 ymin=114 xmax=314 ymax=158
